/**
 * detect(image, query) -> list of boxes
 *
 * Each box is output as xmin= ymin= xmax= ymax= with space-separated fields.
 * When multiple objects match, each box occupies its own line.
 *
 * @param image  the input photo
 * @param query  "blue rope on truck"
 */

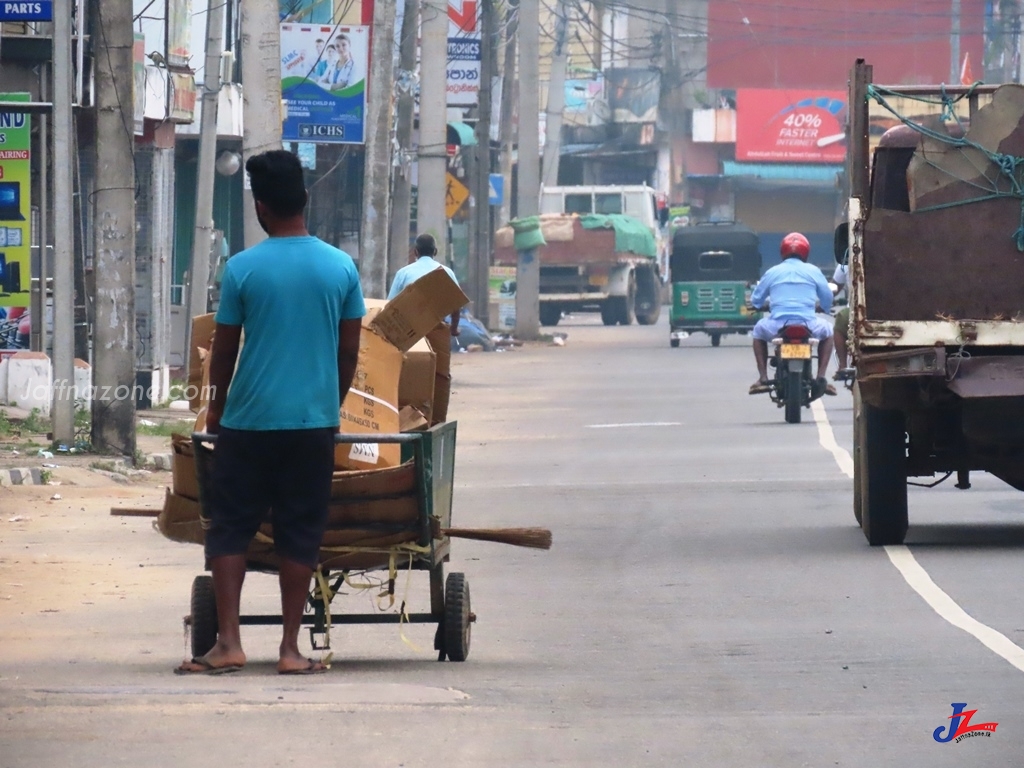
xmin=866 ymin=83 xmax=1024 ymax=251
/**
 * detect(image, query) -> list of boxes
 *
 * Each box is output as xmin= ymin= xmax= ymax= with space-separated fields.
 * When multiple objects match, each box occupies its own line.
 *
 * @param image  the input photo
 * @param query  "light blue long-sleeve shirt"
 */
xmin=388 ymin=256 xmax=459 ymax=300
xmin=751 ymin=257 xmax=832 ymax=323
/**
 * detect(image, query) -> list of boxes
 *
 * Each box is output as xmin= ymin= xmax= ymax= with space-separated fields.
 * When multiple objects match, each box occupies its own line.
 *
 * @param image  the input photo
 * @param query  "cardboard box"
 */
xmin=170 ymin=433 xmax=199 ymax=501
xmin=426 ymin=324 xmax=453 ymax=425
xmin=157 ymin=489 xmax=205 ymax=545
xmin=336 ymin=270 xmax=467 ymax=470
xmin=398 ymin=337 xmax=436 ymax=424
xmin=188 ymin=314 xmax=217 ymax=412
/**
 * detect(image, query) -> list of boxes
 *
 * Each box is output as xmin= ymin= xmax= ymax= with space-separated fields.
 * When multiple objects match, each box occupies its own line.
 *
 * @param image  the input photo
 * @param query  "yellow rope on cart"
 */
xmin=253 ymin=531 xmax=434 ymax=655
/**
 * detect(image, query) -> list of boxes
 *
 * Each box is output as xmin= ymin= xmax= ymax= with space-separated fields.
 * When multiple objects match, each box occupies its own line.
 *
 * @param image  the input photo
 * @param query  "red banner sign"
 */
xmin=736 ymin=89 xmax=847 ymax=163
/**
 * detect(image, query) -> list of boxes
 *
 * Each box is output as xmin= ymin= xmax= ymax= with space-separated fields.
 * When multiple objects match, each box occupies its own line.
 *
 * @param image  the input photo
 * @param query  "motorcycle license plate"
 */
xmin=780 ymin=343 xmax=811 ymax=359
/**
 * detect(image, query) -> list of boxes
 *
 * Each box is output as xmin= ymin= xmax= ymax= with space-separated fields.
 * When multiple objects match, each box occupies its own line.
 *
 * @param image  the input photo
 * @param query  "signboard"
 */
xmin=488 ymin=174 xmax=503 ymax=205
xmin=447 ymin=37 xmax=481 ymax=107
xmin=279 ymin=0 xmax=332 ymax=23
xmin=736 ymin=89 xmax=847 ymax=163
xmin=606 ymin=69 xmax=660 ymax=124
xmin=0 ymin=93 xmax=32 ymax=313
xmin=281 ymin=23 xmax=369 ymax=144
xmin=166 ymin=0 xmax=193 ymax=70
xmin=0 ymin=1 xmax=52 ymax=21
xmin=445 ymin=173 xmax=469 ymax=218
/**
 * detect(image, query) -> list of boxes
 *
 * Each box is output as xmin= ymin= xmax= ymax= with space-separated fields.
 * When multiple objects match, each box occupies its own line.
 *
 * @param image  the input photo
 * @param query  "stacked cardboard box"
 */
xmin=158 ymin=269 xmax=468 ymax=566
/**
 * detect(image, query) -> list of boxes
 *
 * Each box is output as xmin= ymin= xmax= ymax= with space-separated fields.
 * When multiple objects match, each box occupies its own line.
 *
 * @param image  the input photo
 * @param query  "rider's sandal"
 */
xmin=749 ymin=380 xmax=771 ymax=395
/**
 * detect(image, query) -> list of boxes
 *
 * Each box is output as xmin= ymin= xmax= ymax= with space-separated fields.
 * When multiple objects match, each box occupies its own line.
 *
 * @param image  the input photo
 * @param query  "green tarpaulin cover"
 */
xmin=579 ymin=214 xmax=657 ymax=258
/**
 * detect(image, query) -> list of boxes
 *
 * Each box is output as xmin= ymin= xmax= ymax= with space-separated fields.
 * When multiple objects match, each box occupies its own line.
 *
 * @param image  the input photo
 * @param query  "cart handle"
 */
xmin=192 ymin=432 xmax=421 ymax=445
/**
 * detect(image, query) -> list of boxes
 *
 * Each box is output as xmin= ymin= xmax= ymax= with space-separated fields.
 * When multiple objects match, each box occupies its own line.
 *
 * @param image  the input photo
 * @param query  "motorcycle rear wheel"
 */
xmin=784 ymin=369 xmax=802 ymax=423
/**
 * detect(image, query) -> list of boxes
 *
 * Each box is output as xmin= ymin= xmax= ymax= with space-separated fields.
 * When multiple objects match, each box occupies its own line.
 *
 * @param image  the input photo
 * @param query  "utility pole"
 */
xmin=498 ymin=0 xmax=518 ymax=226
xmin=51 ymin=0 xmax=74 ymax=444
xmin=470 ymin=0 xmax=496 ymax=321
xmin=360 ymin=0 xmax=398 ymax=298
xmin=388 ymin=0 xmax=419 ymax=287
xmin=950 ymin=0 xmax=961 ymax=83
xmin=91 ymin=0 xmax=136 ymax=456
xmin=186 ymin=0 xmax=225 ymax=375
xmin=240 ymin=0 xmax=283 ymax=249
xmin=418 ymin=0 xmax=450 ymax=257
xmin=541 ymin=0 xmax=568 ymax=188
xmin=515 ymin=0 xmax=540 ymax=339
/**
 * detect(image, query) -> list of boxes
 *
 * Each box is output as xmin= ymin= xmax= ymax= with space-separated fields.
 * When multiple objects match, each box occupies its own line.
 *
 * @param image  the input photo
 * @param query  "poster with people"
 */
xmin=281 ymin=24 xmax=369 ymax=145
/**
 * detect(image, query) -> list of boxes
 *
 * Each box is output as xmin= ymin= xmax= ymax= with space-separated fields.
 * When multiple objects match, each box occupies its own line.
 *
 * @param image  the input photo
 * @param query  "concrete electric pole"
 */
xmin=92 ymin=0 xmax=137 ymax=456
xmin=186 ymin=0 xmax=225 ymax=374
xmin=51 ymin=0 xmax=74 ymax=445
xmin=418 ymin=0 xmax=450 ymax=258
xmin=388 ymin=0 xmax=420 ymax=287
xmin=360 ymin=0 xmax=398 ymax=298
xmin=240 ymin=0 xmax=283 ymax=249
xmin=498 ymin=0 xmax=518 ymax=227
xmin=541 ymin=0 xmax=568 ymax=188
xmin=470 ymin=0 xmax=496 ymax=321
xmin=516 ymin=0 xmax=540 ymax=339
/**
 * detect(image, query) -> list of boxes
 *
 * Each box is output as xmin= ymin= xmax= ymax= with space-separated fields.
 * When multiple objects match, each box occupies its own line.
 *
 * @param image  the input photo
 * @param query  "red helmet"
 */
xmin=780 ymin=232 xmax=810 ymax=261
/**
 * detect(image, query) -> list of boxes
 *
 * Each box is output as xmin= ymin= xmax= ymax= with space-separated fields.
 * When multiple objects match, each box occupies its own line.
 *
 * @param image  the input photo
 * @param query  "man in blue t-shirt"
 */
xmin=176 ymin=150 xmax=365 ymax=677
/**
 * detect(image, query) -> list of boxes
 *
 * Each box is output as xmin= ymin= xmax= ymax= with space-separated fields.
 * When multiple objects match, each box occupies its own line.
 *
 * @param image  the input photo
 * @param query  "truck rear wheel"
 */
xmin=612 ymin=273 xmax=637 ymax=325
xmin=539 ymin=304 xmax=561 ymax=327
xmin=858 ymin=399 xmax=908 ymax=545
xmin=635 ymin=268 xmax=662 ymax=325
xmin=852 ymin=383 xmax=863 ymax=527
xmin=600 ymin=302 xmax=618 ymax=326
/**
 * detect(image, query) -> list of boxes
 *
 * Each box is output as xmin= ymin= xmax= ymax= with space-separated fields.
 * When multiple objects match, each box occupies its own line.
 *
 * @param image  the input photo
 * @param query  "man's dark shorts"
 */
xmin=204 ymin=427 xmax=335 ymax=569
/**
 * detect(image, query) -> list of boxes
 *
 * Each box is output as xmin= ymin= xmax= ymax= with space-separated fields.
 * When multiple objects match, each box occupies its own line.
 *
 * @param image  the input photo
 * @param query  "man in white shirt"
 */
xmin=388 ymin=234 xmax=461 ymax=336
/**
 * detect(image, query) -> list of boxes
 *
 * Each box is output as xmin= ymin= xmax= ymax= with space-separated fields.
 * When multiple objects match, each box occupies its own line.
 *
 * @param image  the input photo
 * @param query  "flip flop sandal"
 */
xmin=174 ymin=657 xmax=243 ymax=676
xmin=749 ymin=381 xmax=771 ymax=395
xmin=278 ymin=659 xmax=328 ymax=676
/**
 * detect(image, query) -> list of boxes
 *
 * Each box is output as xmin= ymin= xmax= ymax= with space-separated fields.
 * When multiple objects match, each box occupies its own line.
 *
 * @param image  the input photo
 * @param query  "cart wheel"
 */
xmin=190 ymin=575 xmax=218 ymax=659
xmin=443 ymin=572 xmax=471 ymax=662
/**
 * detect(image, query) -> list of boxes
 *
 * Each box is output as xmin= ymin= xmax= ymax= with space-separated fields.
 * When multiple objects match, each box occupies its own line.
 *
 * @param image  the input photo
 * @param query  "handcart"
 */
xmin=185 ymin=422 xmax=473 ymax=662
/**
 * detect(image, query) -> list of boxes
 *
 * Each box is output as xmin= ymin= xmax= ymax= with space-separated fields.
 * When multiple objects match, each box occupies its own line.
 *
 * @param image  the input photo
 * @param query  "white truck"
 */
xmin=494 ymin=185 xmax=667 ymax=326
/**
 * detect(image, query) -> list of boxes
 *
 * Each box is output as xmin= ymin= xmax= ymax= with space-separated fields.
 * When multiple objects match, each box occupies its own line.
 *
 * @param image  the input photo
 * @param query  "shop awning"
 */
xmin=722 ymin=161 xmax=842 ymax=182
xmin=447 ymin=122 xmax=478 ymax=147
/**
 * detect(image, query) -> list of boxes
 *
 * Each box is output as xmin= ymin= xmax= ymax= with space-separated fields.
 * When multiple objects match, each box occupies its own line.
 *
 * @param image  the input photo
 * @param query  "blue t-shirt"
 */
xmin=388 ymin=256 xmax=459 ymax=300
xmin=215 ymin=236 xmax=366 ymax=431
xmin=751 ymin=258 xmax=832 ymax=323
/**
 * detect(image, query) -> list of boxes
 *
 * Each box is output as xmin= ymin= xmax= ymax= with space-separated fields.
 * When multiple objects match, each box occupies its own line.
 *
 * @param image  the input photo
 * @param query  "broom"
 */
xmin=441 ymin=527 xmax=552 ymax=550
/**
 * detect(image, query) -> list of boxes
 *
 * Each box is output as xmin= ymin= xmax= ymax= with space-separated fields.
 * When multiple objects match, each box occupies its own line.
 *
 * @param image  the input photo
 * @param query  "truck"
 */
xmin=492 ymin=185 xmax=666 ymax=327
xmin=841 ymin=59 xmax=1024 ymax=545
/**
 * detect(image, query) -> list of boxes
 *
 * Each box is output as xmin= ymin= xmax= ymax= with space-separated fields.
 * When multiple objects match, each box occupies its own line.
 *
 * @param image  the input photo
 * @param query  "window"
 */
xmin=595 ymin=193 xmax=622 ymax=214
xmin=698 ymin=251 xmax=734 ymax=271
xmin=564 ymin=194 xmax=592 ymax=214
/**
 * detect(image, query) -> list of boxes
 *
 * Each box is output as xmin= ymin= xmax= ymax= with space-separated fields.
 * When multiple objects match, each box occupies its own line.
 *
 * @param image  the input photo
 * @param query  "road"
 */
xmin=2 ymin=316 xmax=1023 ymax=766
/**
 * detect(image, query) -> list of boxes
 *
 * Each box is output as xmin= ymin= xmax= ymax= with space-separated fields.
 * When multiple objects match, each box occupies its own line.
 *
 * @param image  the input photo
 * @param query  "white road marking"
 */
xmin=811 ymin=399 xmax=1024 ymax=673
xmin=585 ymin=422 xmax=682 ymax=429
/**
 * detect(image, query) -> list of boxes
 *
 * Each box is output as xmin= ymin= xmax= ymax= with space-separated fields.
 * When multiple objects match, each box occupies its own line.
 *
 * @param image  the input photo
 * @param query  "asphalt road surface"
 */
xmin=2 ymin=315 xmax=1023 ymax=766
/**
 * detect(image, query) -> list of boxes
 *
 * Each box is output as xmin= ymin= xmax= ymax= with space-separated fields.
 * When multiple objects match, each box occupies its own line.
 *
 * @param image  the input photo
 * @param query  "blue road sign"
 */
xmin=0 ymin=2 xmax=53 ymax=21
xmin=488 ymin=174 xmax=504 ymax=206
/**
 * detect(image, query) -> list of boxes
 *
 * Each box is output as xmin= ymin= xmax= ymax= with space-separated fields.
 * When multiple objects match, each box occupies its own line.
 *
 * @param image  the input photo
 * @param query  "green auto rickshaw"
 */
xmin=669 ymin=222 xmax=762 ymax=347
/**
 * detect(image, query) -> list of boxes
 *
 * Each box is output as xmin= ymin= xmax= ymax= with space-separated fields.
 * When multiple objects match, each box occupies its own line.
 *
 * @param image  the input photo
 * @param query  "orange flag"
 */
xmin=960 ymin=52 xmax=975 ymax=85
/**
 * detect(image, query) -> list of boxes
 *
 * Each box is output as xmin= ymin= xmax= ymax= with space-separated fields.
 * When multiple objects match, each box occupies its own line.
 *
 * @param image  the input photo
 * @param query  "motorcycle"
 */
xmin=767 ymin=323 xmax=824 ymax=424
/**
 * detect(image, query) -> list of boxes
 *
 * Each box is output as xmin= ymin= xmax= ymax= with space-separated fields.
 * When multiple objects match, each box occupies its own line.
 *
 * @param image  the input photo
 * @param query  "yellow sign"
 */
xmin=445 ymin=173 xmax=469 ymax=219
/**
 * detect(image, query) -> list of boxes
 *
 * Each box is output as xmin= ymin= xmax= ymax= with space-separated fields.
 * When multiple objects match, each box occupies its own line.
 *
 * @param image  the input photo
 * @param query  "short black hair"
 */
xmin=245 ymin=150 xmax=307 ymax=217
xmin=415 ymin=234 xmax=437 ymax=256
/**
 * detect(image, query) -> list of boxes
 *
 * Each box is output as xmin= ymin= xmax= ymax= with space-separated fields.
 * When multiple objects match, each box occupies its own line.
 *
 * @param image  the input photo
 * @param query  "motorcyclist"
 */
xmin=748 ymin=233 xmax=836 ymax=396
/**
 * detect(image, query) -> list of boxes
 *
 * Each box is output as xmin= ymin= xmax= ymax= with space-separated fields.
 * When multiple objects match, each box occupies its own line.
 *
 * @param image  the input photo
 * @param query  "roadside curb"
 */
xmin=0 ymin=467 xmax=45 ymax=486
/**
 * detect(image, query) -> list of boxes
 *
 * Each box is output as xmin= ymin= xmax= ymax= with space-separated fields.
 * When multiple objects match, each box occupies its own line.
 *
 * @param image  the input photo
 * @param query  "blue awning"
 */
xmin=722 ymin=161 xmax=842 ymax=182
xmin=447 ymin=122 xmax=478 ymax=147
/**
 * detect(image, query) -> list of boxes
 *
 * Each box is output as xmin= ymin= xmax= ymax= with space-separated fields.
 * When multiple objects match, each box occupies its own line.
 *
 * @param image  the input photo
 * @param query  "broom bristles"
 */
xmin=443 ymin=527 xmax=552 ymax=550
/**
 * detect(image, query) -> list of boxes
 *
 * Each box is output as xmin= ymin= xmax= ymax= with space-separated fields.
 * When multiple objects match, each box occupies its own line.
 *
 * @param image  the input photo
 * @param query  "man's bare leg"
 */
xmin=752 ymin=339 xmax=770 ymax=387
xmin=816 ymin=336 xmax=834 ymax=381
xmin=178 ymin=554 xmax=248 ymax=671
xmin=835 ymin=329 xmax=849 ymax=370
xmin=278 ymin=559 xmax=323 ymax=673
